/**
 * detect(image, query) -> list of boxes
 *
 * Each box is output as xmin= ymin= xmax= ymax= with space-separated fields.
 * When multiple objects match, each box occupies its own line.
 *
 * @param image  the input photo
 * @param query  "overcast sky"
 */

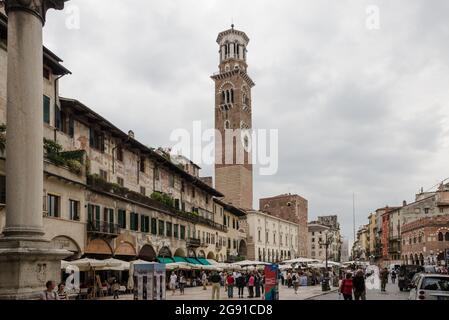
xmin=43 ymin=0 xmax=449 ymax=245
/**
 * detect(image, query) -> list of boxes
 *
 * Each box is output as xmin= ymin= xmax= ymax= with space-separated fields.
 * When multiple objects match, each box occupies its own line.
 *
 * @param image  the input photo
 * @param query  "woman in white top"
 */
xmin=169 ymin=272 xmax=178 ymax=295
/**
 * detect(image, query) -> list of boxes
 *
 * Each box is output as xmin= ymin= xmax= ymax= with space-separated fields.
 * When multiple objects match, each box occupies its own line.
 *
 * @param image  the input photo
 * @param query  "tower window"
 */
xmin=224 ymin=120 xmax=230 ymax=129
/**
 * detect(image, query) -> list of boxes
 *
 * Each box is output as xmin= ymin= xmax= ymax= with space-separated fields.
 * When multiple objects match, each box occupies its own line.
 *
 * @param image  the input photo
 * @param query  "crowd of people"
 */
xmin=168 ymin=270 xmax=266 ymax=300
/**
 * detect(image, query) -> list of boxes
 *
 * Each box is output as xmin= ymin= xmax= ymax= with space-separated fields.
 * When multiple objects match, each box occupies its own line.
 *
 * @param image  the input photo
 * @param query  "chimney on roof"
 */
xmin=403 ymin=200 xmax=407 ymax=207
xmin=128 ymin=130 xmax=135 ymax=139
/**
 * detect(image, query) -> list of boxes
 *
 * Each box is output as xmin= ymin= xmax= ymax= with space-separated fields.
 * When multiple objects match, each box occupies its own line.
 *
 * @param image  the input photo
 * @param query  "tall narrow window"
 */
xmin=43 ymin=95 xmax=50 ymax=124
xmin=47 ymin=194 xmax=60 ymax=218
xmin=180 ymin=225 xmax=186 ymax=240
xmin=118 ymin=209 xmax=127 ymax=229
xmin=140 ymin=156 xmax=145 ymax=173
xmin=151 ymin=218 xmax=157 ymax=235
xmin=69 ymin=199 xmax=80 ymax=221
xmin=116 ymin=145 xmax=123 ymax=162
xmin=68 ymin=116 xmax=75 ymax=137
xmin=158 ymin=220 xmax=165 ymax=236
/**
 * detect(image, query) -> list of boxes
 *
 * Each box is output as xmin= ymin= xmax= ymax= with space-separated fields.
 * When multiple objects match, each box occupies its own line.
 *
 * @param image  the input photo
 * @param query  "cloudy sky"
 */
xmin=43 ymin=0 xmax=449 ymax=245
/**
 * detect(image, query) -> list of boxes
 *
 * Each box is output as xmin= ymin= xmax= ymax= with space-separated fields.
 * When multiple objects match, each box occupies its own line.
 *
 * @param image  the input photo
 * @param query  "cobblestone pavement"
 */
xmin=101 ymin=284 xmax=338 ymax=301
xmin=310 ymin=281 xmax=409 ymax=300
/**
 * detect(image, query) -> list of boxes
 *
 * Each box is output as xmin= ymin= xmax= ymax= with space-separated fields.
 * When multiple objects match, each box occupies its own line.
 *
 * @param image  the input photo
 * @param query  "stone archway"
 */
xmin=187 ymin=248 xmax=196 ymax=258
xmin=414 ymin=254 xmax=419 ymax=266
xmin=85 ymin=238 xmax=113 ymax=256
xmin=238 ymin=239 xmax=247 ymax=258
xmin=419 ymin=253 xmax=424 ymax=266
xmin=115 ymin=241 xmax=137 ymax=260
xmin=52 ymin=236 xmax=81 ymax=260
xmin=174 ymin=248 xmax=186 ymax=257
xmin=158 ymin=246 xmax=172 ymax=258
xmin=139 ymin=244 xmax=157 ymax=262
xmin=197 ymin=250 xmax=206 ymax=258
xmin=207 ymin=252 xmax=215 ymax=260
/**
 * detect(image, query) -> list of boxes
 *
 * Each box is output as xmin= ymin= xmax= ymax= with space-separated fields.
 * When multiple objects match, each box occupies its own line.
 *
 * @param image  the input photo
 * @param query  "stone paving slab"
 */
xmin=100 ymin=284 xmax=339 ymax=301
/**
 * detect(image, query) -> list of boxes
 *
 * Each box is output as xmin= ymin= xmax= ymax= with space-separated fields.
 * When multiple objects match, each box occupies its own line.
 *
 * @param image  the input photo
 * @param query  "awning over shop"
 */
xmin=173 ymin=256 xmax=187 ymax=263
xmin=157 ymin=257 xmax=175 ymax=264
xmin=185 ymin=257 xmax=201 ymax=265
xmin=197 ymin=258 xmax=211 ymax=265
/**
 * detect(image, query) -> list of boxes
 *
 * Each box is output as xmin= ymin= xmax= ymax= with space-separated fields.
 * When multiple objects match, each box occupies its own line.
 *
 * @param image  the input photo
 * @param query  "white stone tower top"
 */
xmin=216 ymin=25 xmax=249 ymax=73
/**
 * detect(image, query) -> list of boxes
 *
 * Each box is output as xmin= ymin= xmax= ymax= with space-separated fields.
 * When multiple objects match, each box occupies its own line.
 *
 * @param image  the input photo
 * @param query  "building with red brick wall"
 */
xmin=401 ymin=215 xmax=449 ymax=266
xmin=259 ymin=194 xmax=308 ymax=257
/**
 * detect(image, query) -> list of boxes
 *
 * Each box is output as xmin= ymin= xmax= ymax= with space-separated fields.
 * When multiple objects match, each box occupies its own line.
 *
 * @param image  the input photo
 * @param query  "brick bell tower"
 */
xmin=212 ymin=25 xmax=254 ymax=210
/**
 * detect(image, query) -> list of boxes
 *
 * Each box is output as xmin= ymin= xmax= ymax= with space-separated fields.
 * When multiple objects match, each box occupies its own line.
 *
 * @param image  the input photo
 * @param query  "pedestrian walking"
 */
xmin=201 ymin=271 xmax=208 ymax=290
xmin=293 ymin=272 xmax=300 ymax=294
xmin=380 ymin=267 xmax=389 ymax=292
xmin=111 ymin=279 xmax=120 ymax=300
xmin=179 ymin=272 xmax=186 ymax=295
xmin=247 ymin=273 xmax=255 ymax=298
xmin=226 ymin=273 xmax=235 ymax=298
xmin=339 ymin=273 xmax=353 ymax=300
xmin=40 ymin=280 xmax=59 ymax=300
xmin=236 ymin=272 xmax=246 ymax=298
xmin=169 ymin=272 xmax=178 ymax=296
xmin=352 ymin=270 xmax=366 ymax=300
xmin=255 ymin=272 xmax=261 ymax=298
xmin=287 ymin=272 xmax=292 ymax=288
xmin=210 ymin=271 xmax=221 ymax=300
xmin=391 ymin=269 xmax=397 ymax=284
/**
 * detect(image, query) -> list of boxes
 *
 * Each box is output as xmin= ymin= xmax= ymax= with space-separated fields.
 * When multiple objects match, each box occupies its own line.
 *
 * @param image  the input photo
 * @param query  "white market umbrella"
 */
xmin=61 ymin=258 xmax=106 ymax=271
xmin=95 ymin=258 xmax=129 ymax=271
xmin=308 ymin=263 xmax=326 ymax=269
xmin=283 ymin=257 xmax=320 ymax=264
xmin=279 ymin=264 xmax=293 ymax=271
xmin=233 ymin=260 xmax=271 ymax=267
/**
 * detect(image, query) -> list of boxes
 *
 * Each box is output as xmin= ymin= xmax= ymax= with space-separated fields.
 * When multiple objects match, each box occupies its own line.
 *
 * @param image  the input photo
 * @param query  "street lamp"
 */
xmin=319 ymin=232 xmax=333 ymax=291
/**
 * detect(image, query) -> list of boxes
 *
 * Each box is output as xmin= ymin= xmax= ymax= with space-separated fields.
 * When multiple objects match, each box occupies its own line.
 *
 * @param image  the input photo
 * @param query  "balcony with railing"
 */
xmin=87 ymin=219 xmax=120 ymax=238
xmin=186 ymin=238 xmax=201 ymax=248
xmin=87 ymin=174 xmax=227 ymax=232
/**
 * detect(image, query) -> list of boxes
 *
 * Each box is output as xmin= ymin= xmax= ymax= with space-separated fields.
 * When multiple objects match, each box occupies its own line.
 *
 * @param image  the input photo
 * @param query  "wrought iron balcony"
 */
xmin=87 ymin=220 xmax=120 ymax=238
xmin=186 ymin=238 xmax=201 ymax=248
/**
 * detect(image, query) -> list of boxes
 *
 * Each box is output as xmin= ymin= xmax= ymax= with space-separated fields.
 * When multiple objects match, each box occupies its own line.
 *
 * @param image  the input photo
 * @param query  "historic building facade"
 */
xmin=246 ymin=210 xmax=300 ymax=262
xmin=212 ymin=26 xmax=254 ymax=210
xmin=259 ymin=194 xmax=308 ymax=257
xmin=0 ymin=13 xmax=248 ymax=263
xmin=307 ymin=222 xmax=330 ymax=261
xmin=401 ymin=215 xmax=449 ymax=265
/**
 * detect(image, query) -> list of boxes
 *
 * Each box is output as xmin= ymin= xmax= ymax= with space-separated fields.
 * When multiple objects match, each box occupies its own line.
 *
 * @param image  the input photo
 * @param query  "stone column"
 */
xmin=0 ymin=0 xmax=70 ymax=300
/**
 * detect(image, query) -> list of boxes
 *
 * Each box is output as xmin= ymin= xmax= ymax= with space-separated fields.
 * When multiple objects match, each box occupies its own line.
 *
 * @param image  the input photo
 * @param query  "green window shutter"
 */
xmin=145 ymin=217 xmax=150 ymax=233
xmin=151 ymin=218 xmax=157 ymax=235
xmin=140 ymin=215 xmax=145 ymax=232
xmin=43 ymin=95 xmax=50 ymax=124
xmin=88 ymin=204 xmax=93 ymax=222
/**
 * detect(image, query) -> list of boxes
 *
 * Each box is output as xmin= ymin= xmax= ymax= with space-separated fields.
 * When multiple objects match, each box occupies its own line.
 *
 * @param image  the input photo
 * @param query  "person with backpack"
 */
xmin=293 ymin=272 xmax=300 ymax=294
xmin=40 ymin=280 xmax=59 ymax=300
xmin=209 ymin=271 xmax=221 ymax=300
xmin=339 ymin=273 xmax=353 ymax=300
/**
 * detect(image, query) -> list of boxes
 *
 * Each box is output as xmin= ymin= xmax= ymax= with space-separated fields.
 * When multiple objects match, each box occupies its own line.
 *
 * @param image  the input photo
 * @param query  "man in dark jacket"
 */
xmin=209 ymin=272 xmax=221 ymax=300
xmin=236 ymin=273 xmax=246 ymax=298
xmin=352 ymin=269 xmax=366 ymax=300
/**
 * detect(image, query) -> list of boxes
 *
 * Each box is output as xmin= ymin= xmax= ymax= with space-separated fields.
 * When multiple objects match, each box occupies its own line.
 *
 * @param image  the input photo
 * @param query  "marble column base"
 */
xmin=0 ymin=238 xmax=71 ymax=300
